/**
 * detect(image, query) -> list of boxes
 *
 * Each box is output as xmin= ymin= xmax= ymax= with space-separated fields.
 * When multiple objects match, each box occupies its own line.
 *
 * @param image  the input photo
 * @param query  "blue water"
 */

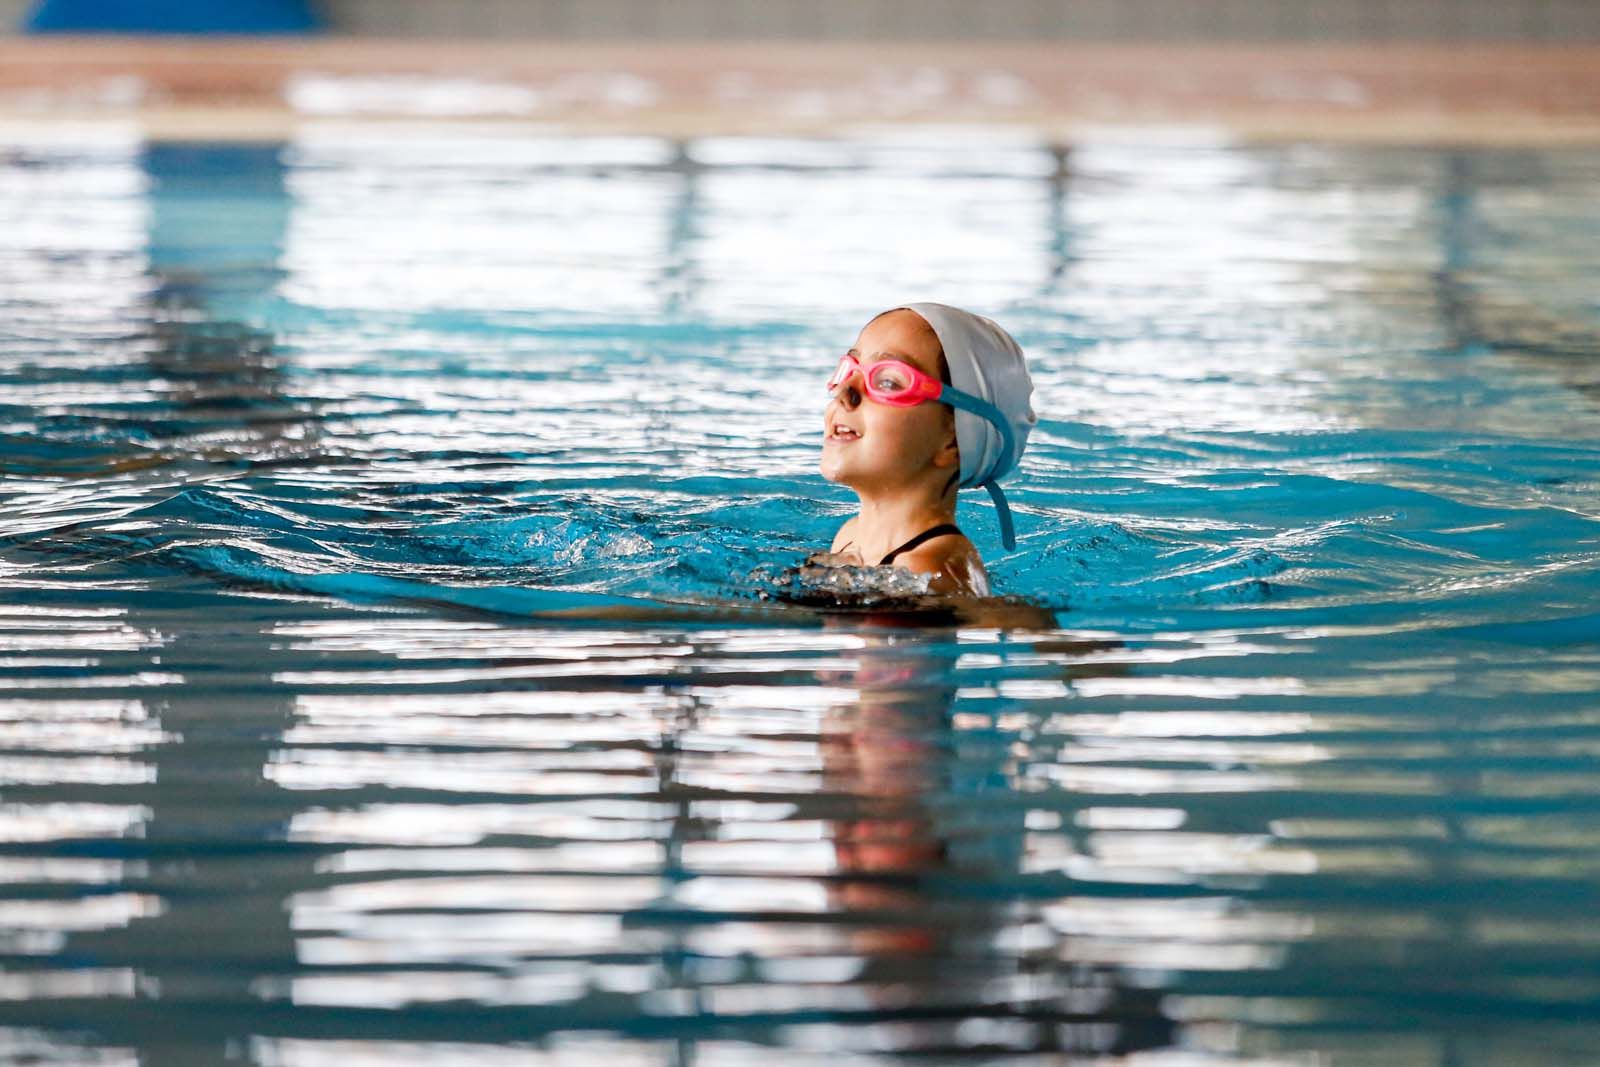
xmin=3 ymin=130 xmax=1600 ymax=1065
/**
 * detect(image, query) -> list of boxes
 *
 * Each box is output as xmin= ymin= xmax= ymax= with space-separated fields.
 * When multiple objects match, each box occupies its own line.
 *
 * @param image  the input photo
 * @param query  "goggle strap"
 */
xmin=984 ymin=481 xmax=1018 ymax=552
xmin=939 ymin=389 xmax=1015 ymax=475
xmin=938 ymin=387 xmax=1020 ymax=551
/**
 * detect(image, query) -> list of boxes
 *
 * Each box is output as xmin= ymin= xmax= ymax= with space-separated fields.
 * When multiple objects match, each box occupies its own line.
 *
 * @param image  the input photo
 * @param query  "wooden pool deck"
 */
xmin=5 ymin=38 xmax=1600 ymax=143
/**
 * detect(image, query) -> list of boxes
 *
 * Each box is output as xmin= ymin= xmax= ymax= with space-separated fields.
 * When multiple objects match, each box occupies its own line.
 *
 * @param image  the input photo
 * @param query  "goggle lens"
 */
xmin=867 ymin=363 xmax=913 ymax=395
xmin=827 ymin=355 xmax=916 ymax=398
xmin=826 ymin=355 xmax=854 ymax=394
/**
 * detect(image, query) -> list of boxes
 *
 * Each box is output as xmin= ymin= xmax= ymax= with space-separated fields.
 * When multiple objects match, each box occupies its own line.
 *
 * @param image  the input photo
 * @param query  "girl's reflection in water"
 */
xmin=816 ymin=609 xmax=1174 ymax=1055
xmin=822 ymin=622 xmax=950 ymax=956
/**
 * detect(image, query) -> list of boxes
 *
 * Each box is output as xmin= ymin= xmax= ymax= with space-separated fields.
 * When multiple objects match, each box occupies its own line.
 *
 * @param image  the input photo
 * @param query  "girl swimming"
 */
xmin=819 ymin=303 xmax=1036 ymax=597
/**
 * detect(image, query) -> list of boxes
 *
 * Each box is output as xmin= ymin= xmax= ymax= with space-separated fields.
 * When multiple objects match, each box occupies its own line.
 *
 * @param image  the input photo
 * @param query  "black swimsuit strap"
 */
xmin=879 ymin=523 xmax=964 ymax=566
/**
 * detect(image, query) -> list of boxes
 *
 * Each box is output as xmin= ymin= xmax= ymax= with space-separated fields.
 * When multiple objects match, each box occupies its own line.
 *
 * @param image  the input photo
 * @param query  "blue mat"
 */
xmin=27 ymin=0 xmax=322 ymax=33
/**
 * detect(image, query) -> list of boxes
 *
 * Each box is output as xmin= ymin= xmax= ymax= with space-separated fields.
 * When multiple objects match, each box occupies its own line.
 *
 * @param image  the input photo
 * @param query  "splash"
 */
xmin=749 ymin=550 xmax=936 ymax=609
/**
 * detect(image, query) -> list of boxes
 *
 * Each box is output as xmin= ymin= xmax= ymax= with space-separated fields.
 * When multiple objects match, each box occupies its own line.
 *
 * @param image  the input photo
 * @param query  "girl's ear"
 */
xmin=933 ymin=426 xmax=960 ymax=470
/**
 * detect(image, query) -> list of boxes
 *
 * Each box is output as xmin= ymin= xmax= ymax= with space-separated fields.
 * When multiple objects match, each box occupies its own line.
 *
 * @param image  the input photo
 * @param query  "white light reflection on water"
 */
xmin=251 ymin=1036 xmax=677 ymax=1067
xmin=689 ymin=131 xmax=1054 ymax=316
xmin=1034 ymin=141 xmax=1366 ymax=438
xmin=280 ymin=132 xmax=676 ymax=316
xmin=0 ymin=1027 xmax=139 ymax=1067
xmin=268 ymin=747 xmax=658 ymax=794
xmin=0 ymin=893 xmax=164 ymax=933
xmin=0 ymin=803 xmax=151 ymax=843
xmin=0 ymin=130 xmax=149 ymax=340
xmin=290 ymin=800 xmax=674 ymax=847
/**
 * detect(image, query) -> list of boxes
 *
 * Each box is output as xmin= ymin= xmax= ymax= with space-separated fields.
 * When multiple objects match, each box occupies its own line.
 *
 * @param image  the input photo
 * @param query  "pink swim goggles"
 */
xmin=825 ymin=354 xmax=1014 ymax=471
xmin=825 ymin=353 xmax=944 ymax=407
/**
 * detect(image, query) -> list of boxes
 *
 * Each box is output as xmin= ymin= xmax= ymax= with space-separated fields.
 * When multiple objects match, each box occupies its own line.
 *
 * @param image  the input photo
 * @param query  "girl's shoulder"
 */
xmin=895 ymin=530 xmax=990 ymax=597
xmin=829 ymin=516 xmax=859 ymax=554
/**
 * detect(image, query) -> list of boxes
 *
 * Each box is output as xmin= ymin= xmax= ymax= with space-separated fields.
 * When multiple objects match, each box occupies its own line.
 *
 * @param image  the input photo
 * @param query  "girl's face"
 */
xmin=821 ymin=310 xmax=957 ymax=491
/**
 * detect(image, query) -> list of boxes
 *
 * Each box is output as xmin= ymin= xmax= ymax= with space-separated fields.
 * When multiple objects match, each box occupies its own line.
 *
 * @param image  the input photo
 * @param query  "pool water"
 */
xmin=4 ymin=129 xmax=1600 ymax=1065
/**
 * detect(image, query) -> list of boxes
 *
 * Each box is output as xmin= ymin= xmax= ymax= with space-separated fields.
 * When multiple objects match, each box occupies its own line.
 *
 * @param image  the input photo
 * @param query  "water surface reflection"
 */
xmin=235 ymin=615 xmax=1176 ymax=1061
xmin=4 ymin=132 xmax=1600 ymax=1066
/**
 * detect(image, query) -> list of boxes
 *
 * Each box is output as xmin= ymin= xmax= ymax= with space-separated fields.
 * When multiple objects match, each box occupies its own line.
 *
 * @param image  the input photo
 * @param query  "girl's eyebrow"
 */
xmin=846 ymin=348 xmax=908 ymax=362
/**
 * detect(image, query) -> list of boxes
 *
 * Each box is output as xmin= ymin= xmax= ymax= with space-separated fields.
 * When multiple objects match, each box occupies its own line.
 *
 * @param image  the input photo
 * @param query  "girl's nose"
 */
xmin=834 ymin=368 xmax=864 ymax=409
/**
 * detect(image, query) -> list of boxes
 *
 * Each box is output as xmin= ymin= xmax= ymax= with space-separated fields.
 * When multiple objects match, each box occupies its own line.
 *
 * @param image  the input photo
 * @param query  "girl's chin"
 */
xmin=820 ymin=464 xmax=906 ymax=494
xmin=822 ymin=449 xmax=931 ymax=492
xmin=819 ymin=459 xmax=865 ymax=488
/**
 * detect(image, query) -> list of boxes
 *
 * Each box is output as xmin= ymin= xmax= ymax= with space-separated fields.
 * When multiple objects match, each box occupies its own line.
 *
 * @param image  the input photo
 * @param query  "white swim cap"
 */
xmin=896 ymin=302 xmax=1037 ymax=549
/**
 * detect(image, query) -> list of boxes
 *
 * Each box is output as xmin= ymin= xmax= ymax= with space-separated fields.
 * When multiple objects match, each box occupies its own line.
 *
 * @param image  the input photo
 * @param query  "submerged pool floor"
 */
xmin=3 ymin=132 xmax=1600 ymax=1065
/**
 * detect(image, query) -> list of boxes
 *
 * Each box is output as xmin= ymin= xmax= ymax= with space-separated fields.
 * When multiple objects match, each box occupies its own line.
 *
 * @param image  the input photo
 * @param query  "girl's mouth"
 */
xmin=828 ymin=425 xmax=861 ymax=441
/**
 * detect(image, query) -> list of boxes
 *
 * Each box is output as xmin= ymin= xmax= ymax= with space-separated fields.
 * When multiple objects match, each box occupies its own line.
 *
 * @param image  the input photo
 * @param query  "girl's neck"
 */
xmin=848 ymin=490 xmax=956 ymax=563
